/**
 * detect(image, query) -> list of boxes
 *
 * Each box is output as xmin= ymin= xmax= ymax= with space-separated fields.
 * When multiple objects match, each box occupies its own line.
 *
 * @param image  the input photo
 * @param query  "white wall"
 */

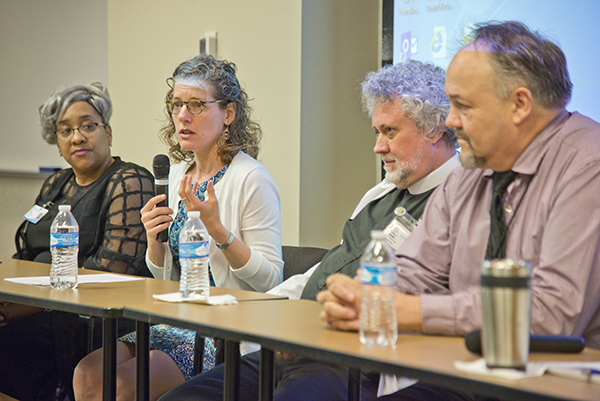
xmin=107 ymin=0 xmax=379 ymax=248
xmin=0 ymin=0 xmax=109 ymax=257
xmin=0 ymin=0 xmax=108 ymax=173
xmin=300 ymin=1 xmax=379 ymax=245
xmin=107 ymin=0 xmax=304 ymax=245
xmin=0 ymin=0 xmax=380 ymax=258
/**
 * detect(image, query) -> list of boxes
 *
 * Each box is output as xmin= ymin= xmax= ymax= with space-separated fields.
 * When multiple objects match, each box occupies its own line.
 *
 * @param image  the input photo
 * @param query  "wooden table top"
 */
xmin=2 ymin=257 xmax=600 ymax=400
xmin=128 ymin=296 xmax=600 ymax=401
xmin=0 ymin=257 xmax=285 ymax=317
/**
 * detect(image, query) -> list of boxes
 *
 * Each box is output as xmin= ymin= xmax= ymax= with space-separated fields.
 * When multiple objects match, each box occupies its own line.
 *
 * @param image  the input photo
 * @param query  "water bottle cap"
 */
xmin=370 ymin=230 xmax=386 ymax=240
xmin=58 ymin=204 xmax=71 ymax=212
xmin=188 ymin=211 xmax=200 ymax=219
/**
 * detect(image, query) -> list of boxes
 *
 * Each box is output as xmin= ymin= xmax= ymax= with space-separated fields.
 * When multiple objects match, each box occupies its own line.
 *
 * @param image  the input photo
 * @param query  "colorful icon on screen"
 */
xmin=431 ymin=26 xmax=447 ymax=59
xmin=400 ymin=31 xmax=418 ymax=60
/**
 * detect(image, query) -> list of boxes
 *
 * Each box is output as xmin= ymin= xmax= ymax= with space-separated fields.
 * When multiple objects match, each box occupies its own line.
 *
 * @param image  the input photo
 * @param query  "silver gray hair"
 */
xmin=361 ymin=60 xmax=456 ymax=148
xmin=39 ymin=82 xmax=112 ymax=145
xmin=468 ymin=21 xmax=572 ymax=109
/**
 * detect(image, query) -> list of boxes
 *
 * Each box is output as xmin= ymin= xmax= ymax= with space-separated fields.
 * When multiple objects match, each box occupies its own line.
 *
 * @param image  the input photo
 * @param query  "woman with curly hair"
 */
xmin=74 ymin=55 xmax=283 ymax=401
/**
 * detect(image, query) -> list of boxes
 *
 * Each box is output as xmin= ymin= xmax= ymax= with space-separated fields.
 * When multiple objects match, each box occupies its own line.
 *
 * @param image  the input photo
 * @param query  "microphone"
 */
xmin=152 ymin=154 xmax=170 ymax=243
xmin=465 ymin=329 xmax=585 ymax=355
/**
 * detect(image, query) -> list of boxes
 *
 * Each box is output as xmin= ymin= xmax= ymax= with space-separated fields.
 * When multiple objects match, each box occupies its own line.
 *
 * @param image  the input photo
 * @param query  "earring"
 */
xmin=223 ymin=127 xmax=230 ymax=140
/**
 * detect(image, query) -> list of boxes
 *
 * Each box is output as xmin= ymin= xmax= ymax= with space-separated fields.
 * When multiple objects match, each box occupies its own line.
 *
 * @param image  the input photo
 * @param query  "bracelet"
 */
xmin=216 ymin=232 xmax=234 ymax=250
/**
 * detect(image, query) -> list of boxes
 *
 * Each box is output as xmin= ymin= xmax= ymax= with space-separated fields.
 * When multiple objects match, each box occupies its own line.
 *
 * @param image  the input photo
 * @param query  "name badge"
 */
xmin=24 ymin=205 xmax=49 ymax=224
xmin=383 ymin=218 xmax=412 ymax=251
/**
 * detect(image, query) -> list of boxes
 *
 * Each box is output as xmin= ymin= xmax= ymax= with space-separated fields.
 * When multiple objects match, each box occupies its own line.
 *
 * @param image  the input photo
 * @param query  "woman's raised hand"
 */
xmin=178 ymin=175 xmax=224 ymax=238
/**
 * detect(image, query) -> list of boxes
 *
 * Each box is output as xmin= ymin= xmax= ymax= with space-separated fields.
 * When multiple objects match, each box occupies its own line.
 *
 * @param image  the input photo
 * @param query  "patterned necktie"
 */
xmin=485 ymin=170 xmax=517 ymax=259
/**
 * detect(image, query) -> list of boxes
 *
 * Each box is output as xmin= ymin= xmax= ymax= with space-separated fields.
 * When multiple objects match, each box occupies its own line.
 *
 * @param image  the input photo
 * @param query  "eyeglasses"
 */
xmin=167 ymin=99 xmax=226 ymax=116
xmin=55 ymin=122 xmax=106 ymax=140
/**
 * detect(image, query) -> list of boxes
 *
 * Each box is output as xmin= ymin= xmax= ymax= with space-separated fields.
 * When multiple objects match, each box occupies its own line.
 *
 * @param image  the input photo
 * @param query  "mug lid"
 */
xmin=481 ymin=259 xmax=531 ymax=278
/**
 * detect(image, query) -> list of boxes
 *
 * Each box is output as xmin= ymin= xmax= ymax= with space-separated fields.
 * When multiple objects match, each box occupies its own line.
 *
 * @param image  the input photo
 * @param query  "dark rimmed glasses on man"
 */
xmin=167 ymin=99 xmax=226 ymax=116
xmin=55 ymin=122 xmax=106 ymax=140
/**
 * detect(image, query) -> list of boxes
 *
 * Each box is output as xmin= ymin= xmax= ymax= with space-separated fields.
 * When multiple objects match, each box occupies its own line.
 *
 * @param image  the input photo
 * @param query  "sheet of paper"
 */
xmin=454 ymin=358 xmax=600 ymax=381
xmin=4 ymin=274 xmax=144 ymax=286
xmin=153 ymin=292 xmax=238 ymax=305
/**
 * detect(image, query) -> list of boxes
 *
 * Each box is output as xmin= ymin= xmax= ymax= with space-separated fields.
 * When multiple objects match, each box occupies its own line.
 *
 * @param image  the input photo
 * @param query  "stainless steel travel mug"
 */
xmin=480 ymin=259 xmax=532 ymax=370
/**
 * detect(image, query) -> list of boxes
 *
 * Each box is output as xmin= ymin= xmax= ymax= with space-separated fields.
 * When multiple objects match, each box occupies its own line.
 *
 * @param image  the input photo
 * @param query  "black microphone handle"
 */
xmin=465 ymin=329 xmax=585 ymax=355
xmin=155 ymin=181 xmax=169 ymax=242
xmin=152 ymin=154 xmax=171 ymax=243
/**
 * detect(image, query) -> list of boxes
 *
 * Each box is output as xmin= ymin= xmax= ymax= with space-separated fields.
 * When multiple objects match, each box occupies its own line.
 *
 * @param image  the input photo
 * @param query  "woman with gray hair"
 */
xmin=15 ymin=82 xmax=154 ymax=272
xmin=0 ymin=83 xmax=154 ymax=401
xmin=74 ymin=55 xmax=283 ymax=400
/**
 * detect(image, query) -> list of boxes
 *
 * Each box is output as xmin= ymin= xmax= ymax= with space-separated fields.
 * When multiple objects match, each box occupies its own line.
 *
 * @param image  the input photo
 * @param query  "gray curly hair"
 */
xmin=39 ymin=82 xmax=112 ymax=145
xmin=361 ymin=59 xmax=456 ymax=148
xmin=160 ymin=54 xmax=261 ymax=164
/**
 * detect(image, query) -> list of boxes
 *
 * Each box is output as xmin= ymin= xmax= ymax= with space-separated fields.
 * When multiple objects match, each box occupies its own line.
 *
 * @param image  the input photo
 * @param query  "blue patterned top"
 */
xmin=169 ymin=164 xmax=229 ymax=286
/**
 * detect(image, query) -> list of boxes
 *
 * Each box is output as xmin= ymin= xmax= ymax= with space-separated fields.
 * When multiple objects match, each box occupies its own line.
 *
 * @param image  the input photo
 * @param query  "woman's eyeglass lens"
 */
xmin=167 ymin=99 xmax=224 ymax=115
xmin=55 ymin=122 xmax=105 ymax=139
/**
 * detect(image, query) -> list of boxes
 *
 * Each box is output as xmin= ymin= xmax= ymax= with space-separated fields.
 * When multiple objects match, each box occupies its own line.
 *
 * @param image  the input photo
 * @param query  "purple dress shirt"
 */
xmin=395 ymin=111 xmax=600 ymax=349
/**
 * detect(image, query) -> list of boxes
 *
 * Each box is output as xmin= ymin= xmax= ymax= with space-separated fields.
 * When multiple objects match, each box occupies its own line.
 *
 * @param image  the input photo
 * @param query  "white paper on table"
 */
xmin=4 ymin=274 xmax=144 ymax=286
xmin=454 ymin=357 xmax=600 ymax=381
xmin=153 ymin=292 xmax=238 ymax=305
xmin=454 ymin=358 xmax=544 ymax=379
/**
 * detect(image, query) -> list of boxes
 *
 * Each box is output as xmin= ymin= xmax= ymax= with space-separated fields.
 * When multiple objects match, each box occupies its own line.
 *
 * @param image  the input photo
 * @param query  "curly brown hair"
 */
xmin=159 ymin=54 xmax=262 ymax=164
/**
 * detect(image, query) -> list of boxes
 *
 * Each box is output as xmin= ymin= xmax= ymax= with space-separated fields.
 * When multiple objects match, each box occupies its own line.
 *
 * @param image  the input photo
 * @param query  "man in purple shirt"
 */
xmin=319 ymin=21 xmax=600 ymax=399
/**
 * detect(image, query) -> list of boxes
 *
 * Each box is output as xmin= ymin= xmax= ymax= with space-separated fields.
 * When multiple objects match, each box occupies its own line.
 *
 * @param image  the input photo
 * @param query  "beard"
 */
xmin=383 ymin=144 xmax=425 ymax=187
xmin=384 ymin=164 xmax=413 ymax=185
xmin=456 ymin=129 xmax=485 ymax=169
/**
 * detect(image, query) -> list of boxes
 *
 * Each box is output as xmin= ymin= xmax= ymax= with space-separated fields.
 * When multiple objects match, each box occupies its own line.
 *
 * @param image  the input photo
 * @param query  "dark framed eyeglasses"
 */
xmin=167 ymin=99 xmax=226 ymax=116
xmin=55 ymin=122 xmax=106 ymax=140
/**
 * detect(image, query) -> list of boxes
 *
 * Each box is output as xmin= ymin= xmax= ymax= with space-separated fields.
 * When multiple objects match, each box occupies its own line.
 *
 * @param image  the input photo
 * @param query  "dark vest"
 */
xmin=300 ymin=187 xmax=433 ymax=300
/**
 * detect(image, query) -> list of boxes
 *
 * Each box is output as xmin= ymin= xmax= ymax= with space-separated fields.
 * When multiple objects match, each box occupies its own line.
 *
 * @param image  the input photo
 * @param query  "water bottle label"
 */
xmin=360 ymin=264 xmax=397 ymax=286
xmin=50 ymin=232 xmax=79 ymax=247
xmin=180 ymin=241 xmax=209 ymax=259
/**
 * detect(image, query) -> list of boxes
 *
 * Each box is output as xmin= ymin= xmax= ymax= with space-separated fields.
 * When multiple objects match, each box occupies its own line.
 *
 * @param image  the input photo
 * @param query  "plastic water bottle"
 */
xmin=359 ymin=230 xmax=398 ymax=347
xmin=179 ymin=211 xmax=210 ymax=299
xmin=50 ymin=204 xmax=79 ymax=289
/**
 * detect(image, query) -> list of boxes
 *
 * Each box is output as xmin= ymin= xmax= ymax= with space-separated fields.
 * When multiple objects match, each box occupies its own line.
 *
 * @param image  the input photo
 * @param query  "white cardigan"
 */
xmin=146 ymin=152 xmax=283 ymax=292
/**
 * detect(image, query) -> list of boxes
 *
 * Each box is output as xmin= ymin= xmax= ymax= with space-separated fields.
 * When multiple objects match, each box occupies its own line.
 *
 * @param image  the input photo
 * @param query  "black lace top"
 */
xmin=14 ymin=157 xmax=155 ymax=276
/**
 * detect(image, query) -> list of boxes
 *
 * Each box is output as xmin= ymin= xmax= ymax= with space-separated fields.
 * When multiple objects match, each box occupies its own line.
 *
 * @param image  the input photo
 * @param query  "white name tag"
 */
xmin=383 ymin=218 xmax=412 ymax=251
xmin=24 ymin=205 xmax=49 ymax=224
